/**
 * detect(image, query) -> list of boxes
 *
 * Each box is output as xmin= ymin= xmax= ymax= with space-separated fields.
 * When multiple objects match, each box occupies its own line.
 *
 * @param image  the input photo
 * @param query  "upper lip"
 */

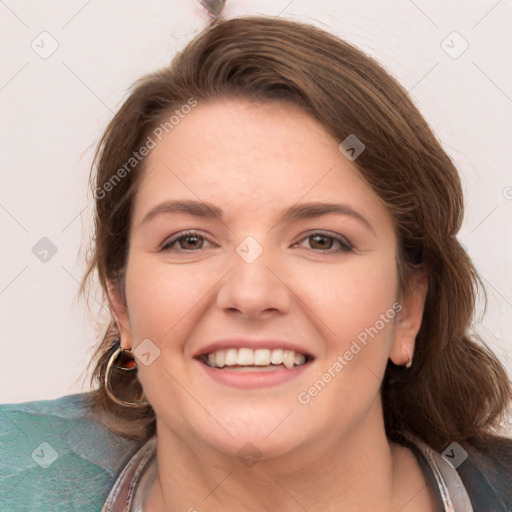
xmin=194 ymin=338 xmax=316 ymax=360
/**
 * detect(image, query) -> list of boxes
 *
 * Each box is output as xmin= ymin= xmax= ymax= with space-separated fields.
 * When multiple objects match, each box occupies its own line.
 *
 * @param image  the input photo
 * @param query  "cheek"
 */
xmin=303 ymin=251 xmax=398 ymax=341
xmin=123 ymin=255 xmax=209 ymax=345
xmin=296 ymin=255 xmax=398 ymax=416
xmin=300 ymin=257 xmax=399 ymax=394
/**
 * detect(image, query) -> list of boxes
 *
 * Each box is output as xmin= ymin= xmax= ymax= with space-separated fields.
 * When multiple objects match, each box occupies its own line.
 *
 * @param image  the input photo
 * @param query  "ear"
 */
xmin=389 ymin=270 xmax=428 ymax=366
xmin=106 ymin=277 xmax=134 ymax=350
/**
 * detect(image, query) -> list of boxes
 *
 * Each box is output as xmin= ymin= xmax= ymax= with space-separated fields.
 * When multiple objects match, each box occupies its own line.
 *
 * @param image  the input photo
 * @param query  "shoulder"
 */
xmin=0 ymin=392 xmax=144 ymax=511
xmin=394 ymin=429 xmax=512 ymax=510
xmin=458 ymin=434 xmax=512 ymax=511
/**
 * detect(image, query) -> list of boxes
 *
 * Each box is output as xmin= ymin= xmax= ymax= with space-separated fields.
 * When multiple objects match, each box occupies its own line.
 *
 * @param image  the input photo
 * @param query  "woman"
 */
xmin=1 ymin=14 xmax=511 ymax=512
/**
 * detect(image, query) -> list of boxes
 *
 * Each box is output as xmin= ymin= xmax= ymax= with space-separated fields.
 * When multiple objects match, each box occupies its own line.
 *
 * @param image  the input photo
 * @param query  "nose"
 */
xmin=216 ymin=240 xmax=291 ymax=319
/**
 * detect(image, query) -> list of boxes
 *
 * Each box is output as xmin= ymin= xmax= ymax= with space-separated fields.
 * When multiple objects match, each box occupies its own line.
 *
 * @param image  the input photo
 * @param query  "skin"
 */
xmin=108 ymin=98 xmax=437 ymax=511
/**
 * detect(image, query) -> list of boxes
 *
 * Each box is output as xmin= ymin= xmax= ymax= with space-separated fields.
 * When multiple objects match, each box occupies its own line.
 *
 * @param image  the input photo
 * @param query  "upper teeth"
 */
xmin=205 ymin=348 xmax=307 ymax=369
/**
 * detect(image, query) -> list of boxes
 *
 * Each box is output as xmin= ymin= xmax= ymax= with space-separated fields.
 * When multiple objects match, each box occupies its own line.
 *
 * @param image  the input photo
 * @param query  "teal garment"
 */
xmin=0 ymin=393 xmax=143 ymax=512
xmin=2 ymin=393 xmax=512 ymax=511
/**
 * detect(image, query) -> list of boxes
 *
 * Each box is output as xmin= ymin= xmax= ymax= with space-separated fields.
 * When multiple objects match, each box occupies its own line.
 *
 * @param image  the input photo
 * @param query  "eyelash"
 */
xmin=159 ymin=230 xmax=353 ymax=253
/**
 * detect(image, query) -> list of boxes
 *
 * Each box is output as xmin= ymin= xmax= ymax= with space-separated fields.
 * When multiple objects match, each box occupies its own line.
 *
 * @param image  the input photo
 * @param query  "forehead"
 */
xmin=132 ymin=97 xmax=390 ymax=227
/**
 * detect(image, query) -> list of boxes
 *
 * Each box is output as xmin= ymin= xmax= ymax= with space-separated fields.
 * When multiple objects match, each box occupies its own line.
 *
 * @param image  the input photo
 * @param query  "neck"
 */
xmin=144 ymin=401 xmax=425 ymax=512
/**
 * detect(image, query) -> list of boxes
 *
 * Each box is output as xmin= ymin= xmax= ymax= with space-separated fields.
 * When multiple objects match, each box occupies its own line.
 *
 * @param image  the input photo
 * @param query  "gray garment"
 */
xmin=101 ymin=432 xmax=473 ymax=511
xmin=130 ymin=448 xmax=157 ymax=512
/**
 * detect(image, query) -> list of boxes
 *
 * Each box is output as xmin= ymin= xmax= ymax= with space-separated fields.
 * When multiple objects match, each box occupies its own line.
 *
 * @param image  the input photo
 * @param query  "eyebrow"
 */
xmin=137 ymin=199 xmax=375 ymax=235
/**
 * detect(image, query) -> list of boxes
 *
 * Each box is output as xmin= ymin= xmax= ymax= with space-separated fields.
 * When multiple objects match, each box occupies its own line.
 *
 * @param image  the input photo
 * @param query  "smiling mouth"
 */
xmin=198 ymin=347 xmax=313 ymax=370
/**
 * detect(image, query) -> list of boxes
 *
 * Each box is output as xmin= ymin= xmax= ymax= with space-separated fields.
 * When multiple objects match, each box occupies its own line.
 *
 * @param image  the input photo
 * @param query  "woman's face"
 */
xmin=110 ymin=97 xmax=424 ymax=460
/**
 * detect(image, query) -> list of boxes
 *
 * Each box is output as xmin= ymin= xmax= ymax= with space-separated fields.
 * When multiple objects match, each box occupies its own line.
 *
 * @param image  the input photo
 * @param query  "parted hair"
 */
xmin=79 ymin=15 xmax=511 ymax=454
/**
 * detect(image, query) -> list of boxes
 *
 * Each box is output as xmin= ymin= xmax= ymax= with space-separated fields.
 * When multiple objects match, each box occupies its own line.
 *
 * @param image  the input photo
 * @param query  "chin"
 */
xmin=202 ymin=429 xmax=304 ymax=465
xmin=188 ymin=407 xmax=313 ymax=462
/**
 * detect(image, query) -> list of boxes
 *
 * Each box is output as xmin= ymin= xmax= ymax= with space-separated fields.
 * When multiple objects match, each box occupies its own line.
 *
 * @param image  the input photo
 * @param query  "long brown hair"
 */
xmin=79 ymin=15 xmax=511 ymax=452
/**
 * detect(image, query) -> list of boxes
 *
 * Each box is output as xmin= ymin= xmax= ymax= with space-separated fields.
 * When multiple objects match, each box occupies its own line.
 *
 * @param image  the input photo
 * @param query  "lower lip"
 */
xmin=195 ymin=358 xmax=312 ymax=389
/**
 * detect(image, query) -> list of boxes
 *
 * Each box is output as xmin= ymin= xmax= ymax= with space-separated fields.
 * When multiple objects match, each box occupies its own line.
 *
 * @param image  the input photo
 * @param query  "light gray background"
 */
xmin=1 ymin=0 xmax=511 ymax=433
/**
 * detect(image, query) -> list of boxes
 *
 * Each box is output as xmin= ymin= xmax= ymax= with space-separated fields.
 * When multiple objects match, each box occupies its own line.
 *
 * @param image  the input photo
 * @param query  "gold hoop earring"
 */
xmin=105 ymin=343 xmax=150 ymax=408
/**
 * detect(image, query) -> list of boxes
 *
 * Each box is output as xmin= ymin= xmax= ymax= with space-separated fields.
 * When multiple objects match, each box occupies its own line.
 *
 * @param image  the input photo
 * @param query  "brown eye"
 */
xmin=160 ymin=231 xmax=213 ymax=252
xmin=309 ymin=233 xmax=334 ymax=250
xmin=295 ymin=231 xmax=353 ymax=253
